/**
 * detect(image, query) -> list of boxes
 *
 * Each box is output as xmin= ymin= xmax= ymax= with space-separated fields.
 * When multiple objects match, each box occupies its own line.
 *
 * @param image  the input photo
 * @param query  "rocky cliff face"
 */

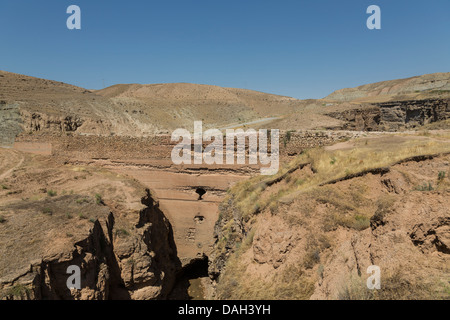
xmin=326 ymin=99 xmax=449 ymax=131
xmin=377 ymin=99 xmax=449 ymax=131
xmin=112 ymin=190 xmax=181 ymax=300
xmin=20 ymin=110 xmax=84 ymax=134
xmin=0 ymin=190 xmax=181 ymax=300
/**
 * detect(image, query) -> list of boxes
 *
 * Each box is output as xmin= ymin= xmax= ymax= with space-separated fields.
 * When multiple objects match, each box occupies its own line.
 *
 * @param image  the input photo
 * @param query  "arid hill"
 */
xmin=1 ymin=71 xmax=449 ymax=146
xmin=0 ymin=71 xmax=303 ymax=140
xmin=1 ymin=71 xmax=450 ymax=300
xmin=95 ymin=82 xmax=303 ymax=132
xmin=325 ymin=72 xmax=450 ymax=103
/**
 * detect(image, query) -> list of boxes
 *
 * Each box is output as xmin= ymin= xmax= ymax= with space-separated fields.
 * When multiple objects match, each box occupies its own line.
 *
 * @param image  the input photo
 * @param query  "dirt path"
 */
xmin=219 ymin=117 xmax=281 ymax=130
xmin=0 ymin=148 xmax=24 ymax=181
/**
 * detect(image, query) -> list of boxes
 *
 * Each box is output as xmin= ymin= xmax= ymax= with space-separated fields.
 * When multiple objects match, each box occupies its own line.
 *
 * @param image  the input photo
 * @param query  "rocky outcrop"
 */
xmin=0 ymin=217 xmax=113 ymax=300
xmin=0 ymin=102 xmax=22 ymax=146
xmin=377 ymin=99 xmax=449 ymax=131
xmin=20 ymin=110 xmax=84 ymax=133
xmin=111 ymin=190 xmax=181 ymax=300
xmin=326 ymin=99 xmax=449 ymax=131
xmin=0 ymin=191 xmax=181 ymax=300
xmin=325 ymin=106 xmax=381 ymax=131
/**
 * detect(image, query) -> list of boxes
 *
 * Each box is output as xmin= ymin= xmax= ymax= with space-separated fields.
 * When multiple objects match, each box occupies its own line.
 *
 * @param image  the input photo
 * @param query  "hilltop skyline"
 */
xmin=0 ymin=0 xmax=449 ymax=99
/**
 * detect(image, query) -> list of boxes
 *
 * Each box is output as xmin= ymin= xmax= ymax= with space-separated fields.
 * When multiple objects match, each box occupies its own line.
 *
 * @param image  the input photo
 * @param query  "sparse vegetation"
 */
xmin=338 ymin=268 xmax=444 ymax=300
xmin=303 ymin=247 xmax=320 ymax=269
xmin=283 ymin=130 xmax=295 ymax=147
xmin=95 ymin=193 xmax=104 ymax=205
xmin=76 ymin=198 xmax=89 ymax=204
xmin=213 ymin=134 xmax=450 ymax=300
xmin=331 ymin=212 xmax=369 ymax=231
xmin=350 ymin=214 xmax=371 ymax=230
xmin=1 ymin=184 xmax=9 ymax=190
xmin=78 ymin=213 xmax=87 ymax=219
xmin=414 ymin=182 xmax=434 ymax=191
xmin=224 ymin=135 xmax=450 ymax=222
xmin=115 ymin=228 xmax=130 ymax=238
xmin=0 ymin=215 xmax=6 ymax=223
xmin=42 ymin=207 xmax=53 ymax=215
xmin=216 ymin=249 xmax=315 ymax=300
xmin=420 ymin=119 xmax=450 ymax=130
xmin=430 ymin=89 xmax=450 ymax=95
xmin=371 ymin=195 xmax=396 ymax=225
xmin=243 ymin=228 xmax=256 ymax=248
xmin=4 ymin=284 xmax=31 ymax=299
xmin=47 ymin=190 xmax=57 ymax=197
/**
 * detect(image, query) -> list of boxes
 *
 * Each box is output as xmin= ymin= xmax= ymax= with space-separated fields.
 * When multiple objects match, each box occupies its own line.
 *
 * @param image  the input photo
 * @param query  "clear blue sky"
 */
xmin=0 ymin=0 xmax=449 ymax=99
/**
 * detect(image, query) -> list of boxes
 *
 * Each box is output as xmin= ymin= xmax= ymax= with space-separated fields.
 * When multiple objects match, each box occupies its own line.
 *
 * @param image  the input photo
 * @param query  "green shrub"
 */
xmin=351 ymin=215 xmax=371 ymax=231
xmin=76 ymin=198 xmax=89 ymax=204
xmin=116 ymin=228 xmax=129 ymax=238
xmin=6 ymin=284 xmax=31 ymax=299
xmin=303 ymin=248 xmax=320 ymax=269
xmin=78 ymin=213 xmax=87 ymax=220
xmin=95 ymin=194 xmax=104 ymax=205
xmin=42 ymin=208 xmax=53 ymax=215
xmin=47 ymin=190 xmax=57 ymax=197
xmin=415 ymin=182 xmax=434 ymax=191
xmin=438 ymin=171 xmax=446 ymax=181
xmin=283 ymin=130 xmax=295 ymax=147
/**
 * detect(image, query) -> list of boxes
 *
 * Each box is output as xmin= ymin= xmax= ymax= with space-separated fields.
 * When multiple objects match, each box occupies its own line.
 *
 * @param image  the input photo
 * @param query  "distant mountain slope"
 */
xmin=98 ymin=82 xmax=294 ymax=102
xmin=0 ymin=71 xmax=307 ymax=139
xmin=96 ymin=82 xmax=303 ymax=129
xmin=1 ymin=70 xmax=449 ymax=143
xmin=0 ymin=70 xmax=103 ymax=117
xmin=326 ymin=72 xmax=450 ymax=102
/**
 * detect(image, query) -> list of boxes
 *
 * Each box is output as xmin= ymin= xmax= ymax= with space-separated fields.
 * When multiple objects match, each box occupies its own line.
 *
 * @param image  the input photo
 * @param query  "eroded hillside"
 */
xmin=0 ymin=149 xmax=181 ymax=300
xmin=325 ymin=72 xmax=450 ymax=103
xmin=210 ymin=133 xmax=450 ymax=300
xmin=0 ymin=71 xmax=305 ymax=139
